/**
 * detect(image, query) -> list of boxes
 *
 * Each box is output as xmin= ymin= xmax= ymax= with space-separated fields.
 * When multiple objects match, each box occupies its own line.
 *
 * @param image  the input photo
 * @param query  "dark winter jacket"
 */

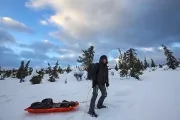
xmin=92 ymin=55 xmax=109 ymax=86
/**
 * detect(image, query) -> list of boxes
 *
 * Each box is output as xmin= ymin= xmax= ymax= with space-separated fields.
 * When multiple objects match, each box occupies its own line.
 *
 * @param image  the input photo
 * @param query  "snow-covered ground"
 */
xmin=0 ymin=68 xmax=180 ymax=120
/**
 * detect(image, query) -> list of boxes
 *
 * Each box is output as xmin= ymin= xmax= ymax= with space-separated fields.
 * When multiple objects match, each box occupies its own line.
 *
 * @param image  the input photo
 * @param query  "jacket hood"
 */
xmin=99 ymin=55 xmax=108 ymax=64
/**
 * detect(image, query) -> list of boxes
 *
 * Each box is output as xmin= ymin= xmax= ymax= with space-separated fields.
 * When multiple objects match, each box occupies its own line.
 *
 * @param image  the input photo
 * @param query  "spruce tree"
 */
xmin=151 ymin=59 xmax=156 ymax=68
xmin=58 ymin=66 xmax=64 ymax=74
xmin=120 ymin=61 xmax=128 ymax=78
xmin=12 ymin=69 xmax=17 ymax=78
xmin=77 ymin=46 xmax=95 ymax=68
xmin=118 ymin=48 xmax=124 ymax=70
xmin=48 ymin=61 xmax=59 ymax=82
xmin=16 ymin=61 xmax=25 ymax=81
xmin=16 ymin=60 xmax=30 ymax=82
xmin=24 ymin=60 xmax=30 ymax=76
xmin=125 ymin=48 xmax=143 ymax=79
xmin=0 ymin=67 xmax=5 ymax=80
xmin=162 ymin=45 xmax=179 ymax=69
xmin=159 ymin=64 xmax=163 ymax=68
xmin=5 ymin=70 xmax=12 ymax=77
xmin=144 ymin=57 xmax=149 ymax=69
xmin=118 ymin=50 xmax=129 ymax=78
xmin=115 ymin=64 xmax=118 ymax=71
xmin=66 ymin=64 xmax=72 ymax=73
xmin=28 ymin=67 xmax=33 ymax=76
xmin=140 ymin=60 xmax=144 ymax=70
xmin=132 ymin=59 xmax=143 ymax=79
xmin=77 ymin=46 xmax=95 ymax=79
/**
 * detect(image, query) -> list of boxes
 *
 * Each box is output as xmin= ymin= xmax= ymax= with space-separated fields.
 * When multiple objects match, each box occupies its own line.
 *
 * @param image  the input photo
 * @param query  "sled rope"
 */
xmin=79 ymin=101 xmax=90 ymax=103
xmin=85 ymin=87 xmax=92 ymax=112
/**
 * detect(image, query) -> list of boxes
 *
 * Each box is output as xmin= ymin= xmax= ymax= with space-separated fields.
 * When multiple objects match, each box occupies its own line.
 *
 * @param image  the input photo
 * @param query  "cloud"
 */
xmin=18 ymin=39 xmax=81 ymax=57
xmin=17 ymin=39 xmax=82 ymax=66
xmin=23 ymin=0 xmax=180 ymax=67
xmin=0 ymin=29 xmax=15 ymax=44
xmin=26 ymin=0 xmax=180 ymax=48
xmin=0 ymin=46 xmax=20 ymax=68
xmin=40 ymin=20 xmax=48 ymax=25
xmin=20 ymin=50 xmax=50 ymax=60
xmin=0 ymin=17 xmax=33 ymax=33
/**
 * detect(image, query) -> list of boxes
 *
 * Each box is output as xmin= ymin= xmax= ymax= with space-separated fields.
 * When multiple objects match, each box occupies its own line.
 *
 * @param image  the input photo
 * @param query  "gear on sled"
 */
xmin=24 ymin=98 xmax=79 ymax=113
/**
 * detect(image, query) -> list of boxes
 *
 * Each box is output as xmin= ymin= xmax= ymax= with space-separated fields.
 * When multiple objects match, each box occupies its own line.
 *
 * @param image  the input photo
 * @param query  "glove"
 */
xmin=106 ymin=83 xmax=109 ymax=87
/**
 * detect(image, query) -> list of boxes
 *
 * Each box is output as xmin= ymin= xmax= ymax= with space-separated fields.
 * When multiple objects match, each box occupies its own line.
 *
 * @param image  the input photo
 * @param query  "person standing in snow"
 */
xmin=88 ymin=55 xmax=109 ymax=117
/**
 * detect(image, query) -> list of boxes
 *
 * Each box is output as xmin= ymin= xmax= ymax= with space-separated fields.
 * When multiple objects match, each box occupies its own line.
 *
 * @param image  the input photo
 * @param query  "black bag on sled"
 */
xmin=29 ymin=98 xmax=76 ymax=109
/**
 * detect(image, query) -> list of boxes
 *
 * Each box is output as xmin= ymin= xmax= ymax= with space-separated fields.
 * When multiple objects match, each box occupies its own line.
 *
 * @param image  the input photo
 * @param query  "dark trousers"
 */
xmin=89 ymin=85 xmax=107 ymax=112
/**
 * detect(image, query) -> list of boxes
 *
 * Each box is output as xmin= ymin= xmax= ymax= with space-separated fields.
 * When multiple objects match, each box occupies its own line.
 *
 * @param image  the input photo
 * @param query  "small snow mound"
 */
xmin=163 ymin=65 xmax=169 ymax=70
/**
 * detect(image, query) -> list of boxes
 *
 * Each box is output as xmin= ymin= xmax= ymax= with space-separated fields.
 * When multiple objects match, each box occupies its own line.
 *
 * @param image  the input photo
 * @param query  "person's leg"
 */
xmin=97 ymin=85 xmax=107 ymax=108
xmin=88 ymin=85 xmax=98 ymax=113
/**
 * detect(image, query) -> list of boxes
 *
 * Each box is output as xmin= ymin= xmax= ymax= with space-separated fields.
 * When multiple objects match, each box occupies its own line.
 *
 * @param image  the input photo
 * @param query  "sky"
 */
xmin=0 ymin=0 xmax=180 ymax=68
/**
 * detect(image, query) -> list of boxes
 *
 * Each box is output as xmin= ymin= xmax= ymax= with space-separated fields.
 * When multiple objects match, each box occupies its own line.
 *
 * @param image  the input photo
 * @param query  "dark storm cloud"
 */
xmin=45 ymin=0 xmax=180 ymax=48
xmin=102 ymin=0 xmax=180 ymax=47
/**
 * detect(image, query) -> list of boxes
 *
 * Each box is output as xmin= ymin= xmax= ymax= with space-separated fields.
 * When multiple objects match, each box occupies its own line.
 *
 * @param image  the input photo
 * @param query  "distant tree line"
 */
xmin=0 ymin=45 xmax=179 ymax=82
xmin=77 ymin=45 xmax=180 ymax=80
xmin=0 ymin=60 xmax=73 ymax=84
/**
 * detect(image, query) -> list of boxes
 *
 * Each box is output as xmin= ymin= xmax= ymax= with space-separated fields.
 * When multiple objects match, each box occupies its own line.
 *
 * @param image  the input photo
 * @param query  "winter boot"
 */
xmin=87 ymin=111 xmax=98 ymax=117
xmin=97 ymin=105 xmax=107 ymax=109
